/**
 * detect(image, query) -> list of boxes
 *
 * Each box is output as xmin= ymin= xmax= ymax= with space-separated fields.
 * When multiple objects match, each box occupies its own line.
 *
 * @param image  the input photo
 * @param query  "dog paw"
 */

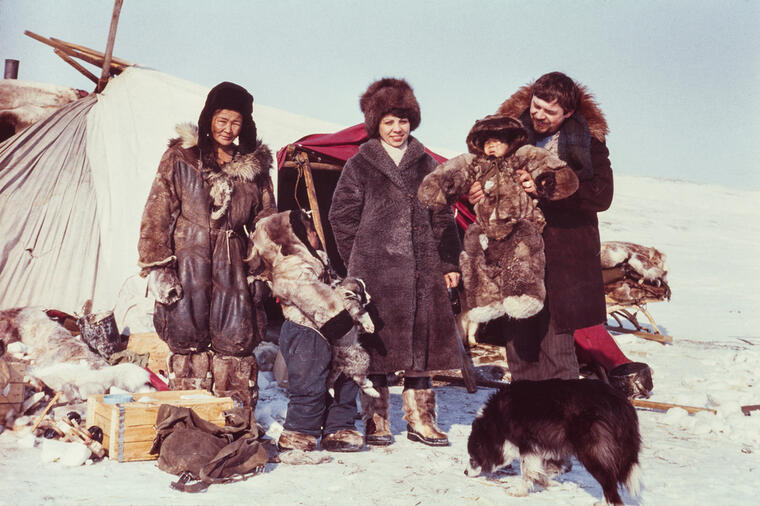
xmin=507 ymin=482 xmax=530 ymax=497
xmin=357 ymin=312 xmax=375 ymax=334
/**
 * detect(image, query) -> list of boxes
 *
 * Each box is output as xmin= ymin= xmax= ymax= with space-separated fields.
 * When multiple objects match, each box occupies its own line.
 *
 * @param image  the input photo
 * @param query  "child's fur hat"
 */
xmin=359 ymin=78 xmax=421 ymax=138
xmin=466 ymin=114 xmax=527 ymax=157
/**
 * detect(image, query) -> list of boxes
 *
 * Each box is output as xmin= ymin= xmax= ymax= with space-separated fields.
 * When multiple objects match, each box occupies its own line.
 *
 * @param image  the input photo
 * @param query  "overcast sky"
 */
xmin=2 ymin=0 xmax=758 ymax=189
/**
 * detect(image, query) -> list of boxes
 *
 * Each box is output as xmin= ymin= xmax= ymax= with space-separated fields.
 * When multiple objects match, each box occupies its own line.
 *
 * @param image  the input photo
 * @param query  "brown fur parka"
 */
xmin=137 ymin=124 xmax=276 ymax=355
xmin=497 ymin=85 xmax=613 ymax=332
xmin=328 ymin=137 xmax=462 ymax=374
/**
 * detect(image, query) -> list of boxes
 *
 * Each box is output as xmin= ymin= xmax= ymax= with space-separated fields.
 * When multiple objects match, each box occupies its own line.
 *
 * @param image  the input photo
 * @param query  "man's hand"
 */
xmin=467 ymin=181 xmax=484 ymax=205
xmin=516 ymin=169 xmax=538 ymax=197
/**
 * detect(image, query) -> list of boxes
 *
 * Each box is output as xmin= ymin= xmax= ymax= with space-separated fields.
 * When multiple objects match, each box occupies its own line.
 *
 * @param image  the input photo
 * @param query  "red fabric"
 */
xmin=276 ymin=123 xmax=473 ymax=230
xmin=276 ymin=123 xmax=449 ymax=168
xmin=574 ymin=324 xmax=630 ymax=372
xmin=145 ymin=367 xmax=170 ymax=391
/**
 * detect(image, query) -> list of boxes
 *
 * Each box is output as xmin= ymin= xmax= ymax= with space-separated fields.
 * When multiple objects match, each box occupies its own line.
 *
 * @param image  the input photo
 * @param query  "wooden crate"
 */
xmin=125 ymin=332 xmax=170 ymax=374
xmin=0 ymin=358 xmax=26 ymax=420
xmin=86 ymin=389 xmax=234 ymax=462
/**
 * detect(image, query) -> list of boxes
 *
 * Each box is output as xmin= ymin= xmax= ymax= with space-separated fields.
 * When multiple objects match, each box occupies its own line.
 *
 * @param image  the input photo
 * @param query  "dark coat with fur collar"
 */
xmin=138 ymin=124 xmax=276 ymax=355
xmin=329 ymin=137 xmax=461 ymax=373
xmin=497 ymin=86 xmax=613 ymax=332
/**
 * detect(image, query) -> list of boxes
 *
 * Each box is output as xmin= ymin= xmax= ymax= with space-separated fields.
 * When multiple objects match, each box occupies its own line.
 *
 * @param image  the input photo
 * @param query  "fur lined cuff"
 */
xmin=319 ymin=310 xmax=354 ymax=345
xmin=138 ymin=255 xmax=177 ymax=277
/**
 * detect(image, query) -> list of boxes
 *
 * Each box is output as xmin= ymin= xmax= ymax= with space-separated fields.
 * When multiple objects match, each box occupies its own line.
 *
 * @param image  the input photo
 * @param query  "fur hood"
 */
xmin=497 ymin=84 xmax=608 ymax=142
xmin=465 ymin=114 xmax=528 ymax=157
xmin=172 ymin=122 xmax=272 ymax=182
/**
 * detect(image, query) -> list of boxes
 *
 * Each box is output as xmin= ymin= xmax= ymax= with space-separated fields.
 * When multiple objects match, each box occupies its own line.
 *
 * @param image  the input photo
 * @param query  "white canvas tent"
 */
xmin=0 ymin=66 xmax=341 ymax=331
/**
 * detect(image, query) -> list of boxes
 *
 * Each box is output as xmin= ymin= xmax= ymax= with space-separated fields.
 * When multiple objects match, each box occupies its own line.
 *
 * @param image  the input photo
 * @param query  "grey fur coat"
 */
xmin=329 ymin=137 xmax=461 ymax=373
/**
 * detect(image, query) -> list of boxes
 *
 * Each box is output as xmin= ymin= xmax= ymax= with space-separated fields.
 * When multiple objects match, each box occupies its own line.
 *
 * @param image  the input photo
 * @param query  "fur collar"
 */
xmin=358 ymin=136 xmax=428 ymax=190
xmin=172 ymin=123 xmax=272 ymax=182
xmin=497 ymin=84 xmax=608 ymax=142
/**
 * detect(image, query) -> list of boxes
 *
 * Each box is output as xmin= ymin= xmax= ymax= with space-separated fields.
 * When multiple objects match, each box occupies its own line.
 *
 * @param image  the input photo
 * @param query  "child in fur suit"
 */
xmin=418 ymin=114 xmax=579 ymax=336
xmin=247 ymin=209 xmax=374 ymax=453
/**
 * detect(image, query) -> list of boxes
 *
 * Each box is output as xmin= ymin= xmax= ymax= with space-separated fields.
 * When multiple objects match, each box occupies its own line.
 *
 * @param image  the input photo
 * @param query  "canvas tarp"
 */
xmin=0 ymin=66 xmax=341 ymax=331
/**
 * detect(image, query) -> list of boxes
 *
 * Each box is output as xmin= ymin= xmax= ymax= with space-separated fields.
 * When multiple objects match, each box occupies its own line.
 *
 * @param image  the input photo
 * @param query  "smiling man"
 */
xmin=469 ymin=71 xmax=614 ymax=381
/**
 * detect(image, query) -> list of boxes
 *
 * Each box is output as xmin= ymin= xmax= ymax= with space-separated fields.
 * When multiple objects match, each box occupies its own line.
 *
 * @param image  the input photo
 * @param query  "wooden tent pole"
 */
xmin=97 ymin=0 xmax=124 ymax=93
xmin=51 ymin=37 xmax=133 ymax=68
xmin=295 ymin=151 xmax=327 ymax=251
xmin=53 ymin=49 xmax=99 ymax=84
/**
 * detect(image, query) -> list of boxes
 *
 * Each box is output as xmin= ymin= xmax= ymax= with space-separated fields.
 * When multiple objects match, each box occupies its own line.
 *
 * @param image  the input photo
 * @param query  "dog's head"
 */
xmin=337 ymin=277 xmax=371 ymax=307
xmin=464 ymin=388 xmax=519 ymax=477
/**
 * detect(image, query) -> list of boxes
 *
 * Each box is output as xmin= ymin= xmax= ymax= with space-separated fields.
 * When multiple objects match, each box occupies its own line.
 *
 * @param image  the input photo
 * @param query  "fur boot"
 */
xmin=361 ymin=387 xmax=392 ymax=446
xmin=211 ymin=354 xmax=259 ymax=409
xmin=167 ymin=351 xmax=212 ymax=391
xmin=402 ymin=388 xmax=448 ymax=447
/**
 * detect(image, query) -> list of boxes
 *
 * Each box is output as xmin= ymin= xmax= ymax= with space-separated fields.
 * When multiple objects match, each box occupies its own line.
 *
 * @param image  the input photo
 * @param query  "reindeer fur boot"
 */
xmin=361 ymin=386 xmax=392 ymax=446
xmin=402 ymin=379 xmax=448 ymax=447
xmin=167 ymin=351 xmax=213 ymax=391
xmin=211 ymin=354 xmax=259 ymax=409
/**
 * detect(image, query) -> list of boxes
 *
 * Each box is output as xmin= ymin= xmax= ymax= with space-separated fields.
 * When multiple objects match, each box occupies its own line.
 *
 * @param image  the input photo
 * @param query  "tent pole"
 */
xmin=295 ymin=151 xmax=328 ymax=252
xmin=54 ymin=50 xmax=99 ymax=84
xmin=97 ymin=0 xmax=124 ymax=93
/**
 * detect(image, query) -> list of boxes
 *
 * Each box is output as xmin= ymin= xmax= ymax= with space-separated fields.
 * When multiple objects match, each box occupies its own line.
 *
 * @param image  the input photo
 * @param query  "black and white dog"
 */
xmin=466 ymin=379 xmax=642 ymax=506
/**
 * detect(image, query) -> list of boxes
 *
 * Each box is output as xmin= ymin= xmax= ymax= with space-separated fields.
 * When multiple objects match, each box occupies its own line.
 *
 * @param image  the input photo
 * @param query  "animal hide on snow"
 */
xmin=0 ymin=307 xmax=150 ymax=402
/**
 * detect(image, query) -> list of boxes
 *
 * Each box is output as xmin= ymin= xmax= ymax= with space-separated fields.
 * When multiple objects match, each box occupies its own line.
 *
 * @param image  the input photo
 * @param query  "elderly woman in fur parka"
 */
xmin=418 ymin=114 xmax=578 ymax=345
xmin=137 ymin=82 xmax=276 ymax=408
xmin=329 ymin=78 xmax=462 ymax=448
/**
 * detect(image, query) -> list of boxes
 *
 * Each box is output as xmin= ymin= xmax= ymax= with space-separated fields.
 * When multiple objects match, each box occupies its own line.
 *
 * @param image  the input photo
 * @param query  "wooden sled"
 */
xmin=605 ymin=296 xmax=673 ymax=344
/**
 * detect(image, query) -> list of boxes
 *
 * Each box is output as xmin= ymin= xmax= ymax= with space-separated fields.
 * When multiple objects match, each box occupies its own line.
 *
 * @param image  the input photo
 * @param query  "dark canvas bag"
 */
xmin=150 ymin=404 xmax=268 ymax=492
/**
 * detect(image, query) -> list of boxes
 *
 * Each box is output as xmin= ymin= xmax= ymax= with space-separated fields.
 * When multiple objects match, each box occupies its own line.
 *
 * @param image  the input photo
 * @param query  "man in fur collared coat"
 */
xmin=470 ymin=72 xmax=613 ymax=381
xmin=329 ymin=78 xmax=461 ymax=447
xmin=138 ymin=82 xmax=275 ymax=408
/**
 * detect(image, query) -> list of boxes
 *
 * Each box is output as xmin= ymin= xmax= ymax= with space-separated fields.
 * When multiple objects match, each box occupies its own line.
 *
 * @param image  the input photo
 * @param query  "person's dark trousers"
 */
xmin=503 ymin=307 xmax=579 ymax=381
xmin=279 ymin=320 xmax=358 ymax=436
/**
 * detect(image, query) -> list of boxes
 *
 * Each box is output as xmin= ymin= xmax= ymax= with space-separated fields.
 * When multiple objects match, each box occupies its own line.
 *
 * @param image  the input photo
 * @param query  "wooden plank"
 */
xmin=50 ymin=37 xmax=133 ymax=68
xmin=53 ymin=49 xmax=99 ymax=84
xmin=281 ymin=159 xmax=343 ymax=172
xmin=631 ymin=399 xmax=716 ymax=415
xmin=606 ymin=325 xmax=673 ymax=344
xmin=126 ymin=332 xmax=170 ymax=373
xmin=97 ymin=0 xmax=124 ymax=92
xmin=295 ymin=151 xmax=327 ymax=251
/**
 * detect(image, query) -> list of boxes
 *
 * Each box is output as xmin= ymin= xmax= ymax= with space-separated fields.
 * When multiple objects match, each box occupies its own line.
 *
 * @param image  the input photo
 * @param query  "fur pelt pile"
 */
xmin=0 ymin=307 xmax=150 ymax=403
xmin=601 ymin=241 xmax=671 ymax=304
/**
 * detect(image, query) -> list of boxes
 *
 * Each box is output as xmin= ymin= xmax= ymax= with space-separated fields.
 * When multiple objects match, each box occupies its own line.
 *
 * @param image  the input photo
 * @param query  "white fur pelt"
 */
xmin=0 ymin=307 xmax=150 ymax=403
xmin=600 ymin=241 xmax=668 ymax=284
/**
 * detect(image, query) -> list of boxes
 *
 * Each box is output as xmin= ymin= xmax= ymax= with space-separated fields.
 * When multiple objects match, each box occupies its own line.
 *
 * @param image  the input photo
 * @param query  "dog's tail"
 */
xmin=624 ymin=462 xmax=643 ymax=497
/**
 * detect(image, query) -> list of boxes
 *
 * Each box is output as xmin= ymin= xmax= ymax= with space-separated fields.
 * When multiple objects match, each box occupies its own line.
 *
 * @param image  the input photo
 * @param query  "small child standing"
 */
xmin=418 ymin=114 xmax=578 ymax=337
xmin=247 ymin=210 xmax=373 ymax=453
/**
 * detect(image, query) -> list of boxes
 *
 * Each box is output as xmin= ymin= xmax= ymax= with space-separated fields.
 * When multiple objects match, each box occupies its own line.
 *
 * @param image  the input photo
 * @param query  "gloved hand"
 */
xmin=148 ymin=268 xmax=183 ymax=305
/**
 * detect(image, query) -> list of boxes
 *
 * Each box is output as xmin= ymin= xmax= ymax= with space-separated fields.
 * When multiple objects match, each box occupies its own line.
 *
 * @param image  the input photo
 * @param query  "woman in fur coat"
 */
xmin=137 ymin=82 xmax=276 ymax=408
xmin=329 ymin=78 xmax=462 ymax=447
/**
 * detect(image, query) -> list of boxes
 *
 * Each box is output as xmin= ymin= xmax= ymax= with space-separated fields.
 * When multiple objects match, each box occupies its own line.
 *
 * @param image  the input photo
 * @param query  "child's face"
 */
xmin=483 ymin=138 xmax=510 ymax=158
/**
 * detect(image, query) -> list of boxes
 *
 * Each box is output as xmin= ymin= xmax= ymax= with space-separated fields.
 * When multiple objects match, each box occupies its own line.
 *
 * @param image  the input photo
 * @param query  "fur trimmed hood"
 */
xmin=359 ymin=78 xmax=421 ymax=138
xmin=466 ymin=114 xmax=527 ymax=157
xmin=172 ymin=122 xmax=272 ymax=182
xmin=497 ymin=83 xmax=608 ymax=142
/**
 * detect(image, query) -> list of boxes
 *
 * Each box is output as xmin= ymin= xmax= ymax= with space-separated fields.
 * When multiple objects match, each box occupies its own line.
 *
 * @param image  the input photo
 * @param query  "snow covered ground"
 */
xmin=1 ymin=175 xmax=759 ymax=505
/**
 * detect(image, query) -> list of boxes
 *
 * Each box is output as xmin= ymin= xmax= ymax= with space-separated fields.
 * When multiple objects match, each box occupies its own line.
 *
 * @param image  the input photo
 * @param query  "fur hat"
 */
xmin=466 ymin=114 xmax=527 ymax=157
xmin=359 ymin=78 xmax=421 ymax=138
xmin=198 ymin=81 xmax=258 ymax=155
